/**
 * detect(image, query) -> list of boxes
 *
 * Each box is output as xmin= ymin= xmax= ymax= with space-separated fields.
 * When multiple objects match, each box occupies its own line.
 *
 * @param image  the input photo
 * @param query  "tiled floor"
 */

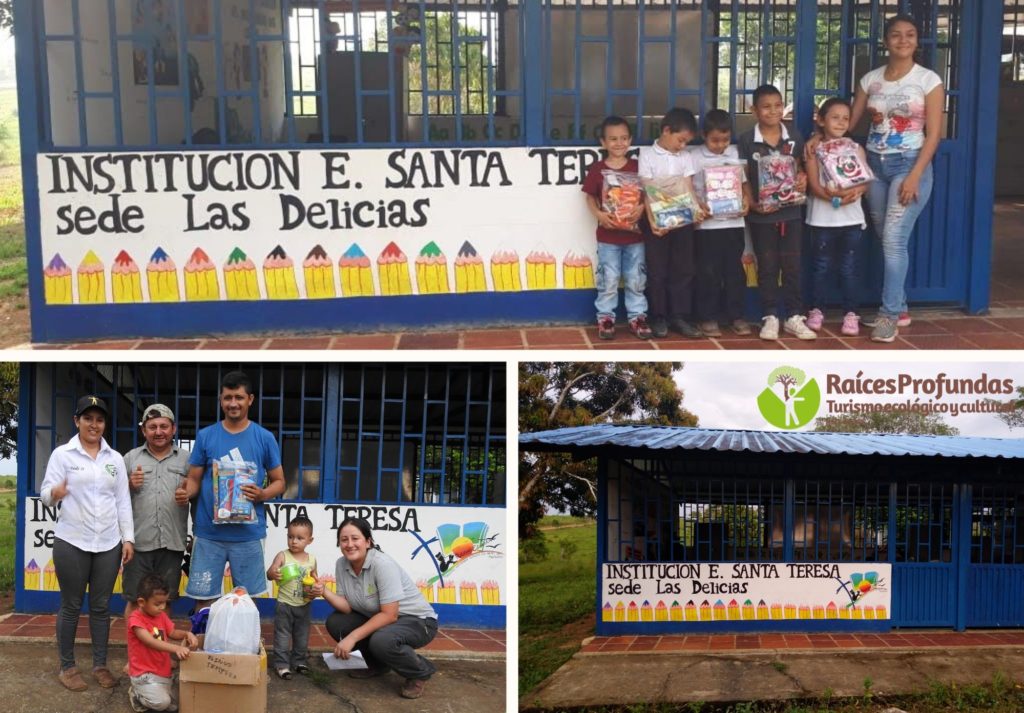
xmin=579 ymin=630 xmax=1024 ymax=654
xmin=0 ymin=613 xmax=505 ymax=656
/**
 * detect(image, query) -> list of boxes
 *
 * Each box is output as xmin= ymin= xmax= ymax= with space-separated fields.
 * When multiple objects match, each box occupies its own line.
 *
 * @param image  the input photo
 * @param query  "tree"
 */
xmin=813 ymin=409 xmax=959 ymax=436
xmin=0 ymin=362 xmax=16 ymax=459
xmin=768 ymin=365 xmax=805 ymax=401
xmin=0 ymin=2 xmax=10 ymax=34
xmin=518 ymin=362 xmax=697 ymax=538
xmin=992 ymin=386 xmax=1024 ymax=430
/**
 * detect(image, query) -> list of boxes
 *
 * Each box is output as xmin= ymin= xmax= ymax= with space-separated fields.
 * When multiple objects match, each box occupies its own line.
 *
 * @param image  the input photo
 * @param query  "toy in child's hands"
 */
xmin=701 ymin=162 xmax=746 ymax=219
xmin=642 ymin=175 xmax=706 ymax=230
xmin=757 ymin=154 xmax=806 ymax=211
xmin=815 ymin=137 xmax=874 ymax=190
xmin=600 ymin=169 xmax=643 ymax=232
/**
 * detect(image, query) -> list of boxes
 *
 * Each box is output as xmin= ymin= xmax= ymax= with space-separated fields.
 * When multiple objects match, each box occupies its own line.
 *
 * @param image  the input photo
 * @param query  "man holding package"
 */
xmin=176 ymin=371 xmax=285 ymax=606
xmin=122 ymin=404 xmax=191 ymax=622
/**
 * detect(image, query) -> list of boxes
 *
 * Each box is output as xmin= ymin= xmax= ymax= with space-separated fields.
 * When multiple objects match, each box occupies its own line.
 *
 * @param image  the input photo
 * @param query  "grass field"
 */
xmin=0 ymin=489 xmax=15 ymax=593
xmin=519 ymin=517 xmax=597 ymax=697
xmin=0 ymin=87 xmax=25 ymax=315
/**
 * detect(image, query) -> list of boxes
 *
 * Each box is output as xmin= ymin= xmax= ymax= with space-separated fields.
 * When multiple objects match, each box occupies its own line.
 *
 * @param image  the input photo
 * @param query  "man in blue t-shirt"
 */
xmin=175 ymin=371 xmax=285 ymax=606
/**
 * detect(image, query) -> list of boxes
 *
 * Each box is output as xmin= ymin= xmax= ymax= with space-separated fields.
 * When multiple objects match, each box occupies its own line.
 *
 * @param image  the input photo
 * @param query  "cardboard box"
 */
xmin=179 ymin=642 xmax=267 ymax=713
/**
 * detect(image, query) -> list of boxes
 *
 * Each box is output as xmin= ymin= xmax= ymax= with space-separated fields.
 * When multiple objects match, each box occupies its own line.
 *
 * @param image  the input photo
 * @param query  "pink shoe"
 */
xmin=896 ymin=312 xmax=912 ymax=327
xmin=806 ymin=308 xmax=824 ymax=332
xmin=841 ymin=312 xmax=860 ymax=336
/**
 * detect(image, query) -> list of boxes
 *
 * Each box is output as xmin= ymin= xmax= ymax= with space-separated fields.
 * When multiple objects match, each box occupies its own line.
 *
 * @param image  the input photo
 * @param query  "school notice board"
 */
xmin=602 ymin=561 xmax=892 ymax=623
xmin=37 ymin=147 xmax=603 ymax=307
xmin=23 ymin=499 xmax=505 ymax=606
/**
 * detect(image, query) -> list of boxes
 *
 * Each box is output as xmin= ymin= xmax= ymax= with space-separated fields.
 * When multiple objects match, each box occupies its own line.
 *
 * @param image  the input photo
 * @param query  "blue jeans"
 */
xmin=595 ymin=241 xmax=647 ymax=320
xmin=811 ymin=225 xmax=863 ymax=315
xmin=866 ymin=150 xmax=934 ymax=318
xmin=184 ymin=536 xmax=267 ymax=599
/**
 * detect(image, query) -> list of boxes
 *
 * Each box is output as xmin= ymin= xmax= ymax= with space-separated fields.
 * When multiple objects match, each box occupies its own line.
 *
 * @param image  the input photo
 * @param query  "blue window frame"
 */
xmin=25 ymin=362 xmax=506 ymax=506
xmin=33 ymin=0 xmax=523 ymax=149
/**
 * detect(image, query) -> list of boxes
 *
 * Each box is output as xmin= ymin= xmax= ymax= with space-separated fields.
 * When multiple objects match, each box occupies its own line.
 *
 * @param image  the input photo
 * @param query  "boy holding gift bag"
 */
xmin=581 ymin=116 xmax=650 ymax=340
xmin=737 ymin=84 xmax=816 ymax=341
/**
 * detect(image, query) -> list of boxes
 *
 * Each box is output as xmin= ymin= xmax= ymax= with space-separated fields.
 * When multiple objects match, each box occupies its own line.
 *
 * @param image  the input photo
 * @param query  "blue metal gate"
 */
xmin=890 ymin=481 xmax=958 ymax=628
xmin=965 ymin=483 xmax=1024 ymax=628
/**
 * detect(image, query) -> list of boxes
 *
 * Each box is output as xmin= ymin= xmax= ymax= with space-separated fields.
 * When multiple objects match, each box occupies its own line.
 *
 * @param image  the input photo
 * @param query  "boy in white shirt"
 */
xmin=638 ymin=107 xmax=703 ymax=338
xmin=687 ymin=109 xmax=754 ymax=337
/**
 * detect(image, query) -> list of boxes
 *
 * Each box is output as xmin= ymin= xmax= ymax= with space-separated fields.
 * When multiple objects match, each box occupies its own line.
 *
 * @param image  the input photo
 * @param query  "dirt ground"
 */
xmin=0 ymin=641 xmax=505 ymax=713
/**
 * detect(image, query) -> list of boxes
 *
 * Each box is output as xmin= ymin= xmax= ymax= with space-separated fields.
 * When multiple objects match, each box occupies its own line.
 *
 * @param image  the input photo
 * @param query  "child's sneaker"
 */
xmin=896 ymin=312 xmax=912 ymax=327
xmin=629 ymin=316 xmax=653 ymax=340
xmin=697 ymin=321 xmax=722 ymax=337
xmin=128 ymin=686 xmax=147 ymax=713
xmin=276 ymin=668 xmax=293 ymax=680
xmin=294 ymin=665 xmax=311 ymax=676
xmin=806 ymin=308 xmax=824 ymax=332
xmin=597 ymin=317 xmax=615 ymax=340
xmin=731 ymin=319 xmax=752 ymax=336
xmin=841 ymin=312 xmax=860 ymax=336
xmin=870 ymin=316 xmax=898 ymax=343
xmin=759 ymin=315 xmax=779 ymax=340
xmin=783 ymin=315 xmax=817 ymax=340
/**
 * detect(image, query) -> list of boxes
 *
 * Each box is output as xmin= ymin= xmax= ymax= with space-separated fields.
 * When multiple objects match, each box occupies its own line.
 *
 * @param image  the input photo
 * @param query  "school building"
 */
xmin=12 ymin=1 xmax=1014 ymax=342
xmin=520 ymin=424 xmax=1024 ymax=634
xmin=15 ymin=361 xmax=507 ymax=627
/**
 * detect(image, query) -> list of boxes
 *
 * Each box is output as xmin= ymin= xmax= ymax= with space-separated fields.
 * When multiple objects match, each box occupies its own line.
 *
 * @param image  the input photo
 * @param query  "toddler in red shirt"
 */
xmin=126 ymin=574 xmax=198 ymax=712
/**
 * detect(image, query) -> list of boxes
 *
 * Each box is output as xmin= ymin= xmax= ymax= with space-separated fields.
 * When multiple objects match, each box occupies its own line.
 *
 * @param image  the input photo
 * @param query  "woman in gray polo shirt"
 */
xmin=321 ymin=517 xmax=438 ymax=700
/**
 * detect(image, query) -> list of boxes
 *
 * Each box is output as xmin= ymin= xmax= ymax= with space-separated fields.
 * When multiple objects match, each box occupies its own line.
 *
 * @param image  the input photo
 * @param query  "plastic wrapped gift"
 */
xmin=642 ymin=175 xmax=706 ymax=230
xmin=757 ymin=154 xmax=806 ymax=210
xmin=600 ymin=169 xmax=643 ymax=232
xmin=212 ymin=459 xmax=259 ymax=525
xmin=815 ymin=137 xmax=875 ymax=190
xmin=701 ymin=162 xmax=745 ymax=219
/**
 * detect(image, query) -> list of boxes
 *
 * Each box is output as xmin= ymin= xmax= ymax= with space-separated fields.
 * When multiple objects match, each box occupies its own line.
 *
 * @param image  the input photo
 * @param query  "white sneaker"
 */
xmin=759 ymin=315 xmax=779 ymax=340
xmin=784 ymin=314 xmax=818 ymax=340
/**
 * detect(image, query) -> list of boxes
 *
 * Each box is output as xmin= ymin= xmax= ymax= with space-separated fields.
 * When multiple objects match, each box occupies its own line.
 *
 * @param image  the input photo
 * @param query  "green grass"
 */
xmin=538 ymin=515 xmax=593 ymax=529
xmin=0 ymin=87 xmax=27 ymax=313
xmin=519 ymin=522 xmax=597 ymax=697
xmin=0 ymin=490 xmax=14 ymax=593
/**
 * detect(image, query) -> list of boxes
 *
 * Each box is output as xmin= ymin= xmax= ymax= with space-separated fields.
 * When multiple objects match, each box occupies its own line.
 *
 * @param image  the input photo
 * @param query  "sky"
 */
xmin=675 ymin=358 xmax=1024 ymax=438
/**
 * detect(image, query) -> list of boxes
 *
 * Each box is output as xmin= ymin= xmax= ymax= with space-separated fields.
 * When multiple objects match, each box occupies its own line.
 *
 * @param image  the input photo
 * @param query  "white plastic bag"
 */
xmin=204 ymin=587 xmax=261 ymax=654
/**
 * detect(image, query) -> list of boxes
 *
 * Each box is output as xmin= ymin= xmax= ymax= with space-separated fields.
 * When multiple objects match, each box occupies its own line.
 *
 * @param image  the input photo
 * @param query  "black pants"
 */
xmin=326 ymin=611 xmax=437 ymax=680
xmin=695 ymin=227 xmax=746 ymax=322
xmin=750 ymin=218 xmax=803 ymax=318
xmin=54 ymin=537 xmax=122 ymax=671
xmin=644 ymin=225 xmax=695 ymax=320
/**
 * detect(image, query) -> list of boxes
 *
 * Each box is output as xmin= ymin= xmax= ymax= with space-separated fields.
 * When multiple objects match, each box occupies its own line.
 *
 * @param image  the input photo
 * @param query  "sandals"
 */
xmin=276 ymin=668 xmax=293 ymax=680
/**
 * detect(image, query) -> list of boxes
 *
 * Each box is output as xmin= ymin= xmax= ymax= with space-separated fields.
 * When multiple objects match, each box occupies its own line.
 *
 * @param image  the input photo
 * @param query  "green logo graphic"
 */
xmin=757 ymin=366 xmax=821 ymax=430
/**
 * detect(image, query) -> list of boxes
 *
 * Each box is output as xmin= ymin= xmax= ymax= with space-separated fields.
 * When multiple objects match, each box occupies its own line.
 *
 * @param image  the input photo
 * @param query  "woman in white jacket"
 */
xmin=40 ymin=396 xmax=135 ymax=692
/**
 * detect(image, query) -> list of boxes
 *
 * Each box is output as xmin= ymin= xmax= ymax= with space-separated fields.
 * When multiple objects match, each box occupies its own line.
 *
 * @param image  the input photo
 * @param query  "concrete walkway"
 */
xmin=524 ymin=631 xmax=1024 ymax=710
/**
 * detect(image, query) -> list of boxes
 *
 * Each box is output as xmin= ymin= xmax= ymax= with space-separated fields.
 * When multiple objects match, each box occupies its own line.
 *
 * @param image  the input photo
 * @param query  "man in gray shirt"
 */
xmin=122 ymin=404 xmax=191 ymax=620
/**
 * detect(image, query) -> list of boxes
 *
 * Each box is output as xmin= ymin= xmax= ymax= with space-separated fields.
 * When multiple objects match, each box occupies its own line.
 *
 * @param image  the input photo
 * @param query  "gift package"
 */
xmin=213 ymin=459 xmax=259 ymax=525
xmin=701 ymin=162 xmax=745 ymax=219
xmin=600 ymin=169 xmax=643 ymax=232
xmin=642 ymin=175 xmax=706 ymax=230
xmin=815 ymin=137 xmax=875 ymax=190
xmin=757 ymin=154 xmax=806 ymax=210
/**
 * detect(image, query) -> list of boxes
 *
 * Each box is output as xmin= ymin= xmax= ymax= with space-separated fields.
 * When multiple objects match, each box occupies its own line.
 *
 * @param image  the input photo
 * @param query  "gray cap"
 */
xmin=140 ymin=403 xmax=175 ymax=425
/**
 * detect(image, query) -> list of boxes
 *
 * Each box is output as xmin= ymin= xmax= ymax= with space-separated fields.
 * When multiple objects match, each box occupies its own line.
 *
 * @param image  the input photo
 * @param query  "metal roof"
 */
xmin=519 ymin=424 xmax=1024 ymax=460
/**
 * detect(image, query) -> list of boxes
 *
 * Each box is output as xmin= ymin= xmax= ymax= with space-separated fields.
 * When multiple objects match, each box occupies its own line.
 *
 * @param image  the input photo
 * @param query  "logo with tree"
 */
xmin=757 ymin=366 xmax=821 ymax=429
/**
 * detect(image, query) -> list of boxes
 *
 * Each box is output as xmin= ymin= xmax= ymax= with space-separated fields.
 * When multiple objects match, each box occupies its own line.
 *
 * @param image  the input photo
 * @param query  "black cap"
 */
xmin=75 ymin=395 xmax=109 ymax=417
